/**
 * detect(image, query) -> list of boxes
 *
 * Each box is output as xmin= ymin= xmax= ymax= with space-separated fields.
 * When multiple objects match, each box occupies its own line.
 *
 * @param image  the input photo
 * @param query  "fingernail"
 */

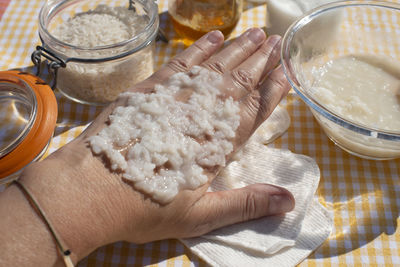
xmin=246 ymin=28 xmax=266 ymax=45
xmin=207 ymin=30 xmax=224 ymax=44
xmin=268 ymin=190 xmax=295 ymax=214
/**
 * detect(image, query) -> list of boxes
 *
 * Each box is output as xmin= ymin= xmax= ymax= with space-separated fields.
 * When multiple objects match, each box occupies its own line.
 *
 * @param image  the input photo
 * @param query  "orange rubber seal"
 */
xmin=0 ymin=71 xmax=57 ymax=179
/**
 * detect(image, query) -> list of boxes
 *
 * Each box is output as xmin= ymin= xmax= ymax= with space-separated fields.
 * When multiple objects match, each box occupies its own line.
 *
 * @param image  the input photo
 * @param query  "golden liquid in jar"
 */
xmin=169 ymin=0 xmax=242 ymax=45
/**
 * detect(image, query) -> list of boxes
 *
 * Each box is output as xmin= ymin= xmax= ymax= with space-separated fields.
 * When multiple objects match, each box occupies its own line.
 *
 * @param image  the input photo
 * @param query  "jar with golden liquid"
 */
xmin=168 ymin=0 xmax=243 ymax=44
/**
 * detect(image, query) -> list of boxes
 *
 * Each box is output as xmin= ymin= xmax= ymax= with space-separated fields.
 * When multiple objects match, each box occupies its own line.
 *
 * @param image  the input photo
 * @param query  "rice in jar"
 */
xmin=36 ymin=0 xmax=159 ymax=105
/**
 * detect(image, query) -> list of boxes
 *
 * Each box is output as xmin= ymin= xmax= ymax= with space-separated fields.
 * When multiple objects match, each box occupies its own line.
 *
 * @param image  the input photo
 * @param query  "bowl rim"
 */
xmin=281 ymin=0 xmax=400 ymax=142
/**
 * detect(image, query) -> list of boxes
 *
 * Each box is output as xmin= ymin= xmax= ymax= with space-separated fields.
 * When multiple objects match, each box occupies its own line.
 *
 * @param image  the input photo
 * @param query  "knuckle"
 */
xmin=245 ymin=94 xmax=261 ymax=116
xmin=242 ymin=191 xmax=259 ymax=220
xmin=192 ymin=41 xmax=210 ymax=61
xmin=260 ymin=41 xmax=280 ymax=59
xmin=231 ymin=69 xmax=256 ymax=92
xmin=259 ymin=89 xmax=277 ymax=117
xmin=258 ymin=73 xmax=290 ymax=118
xmin=269 ymin=72 xmax=290 ymax=96
xmin=258 ymin=99 xmax=274 ymax=120
xmin=234 ymin=36 xmax=253 ymax=58
xmin=203 ymin=61 xmax=226 ymax=74
xmin=167 ymin=58 xmax=190 ymax=73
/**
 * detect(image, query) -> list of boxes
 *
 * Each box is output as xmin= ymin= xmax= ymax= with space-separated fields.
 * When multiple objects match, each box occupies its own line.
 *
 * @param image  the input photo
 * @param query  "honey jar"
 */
xmin=168 ymin=0 xmax=243 ymax=45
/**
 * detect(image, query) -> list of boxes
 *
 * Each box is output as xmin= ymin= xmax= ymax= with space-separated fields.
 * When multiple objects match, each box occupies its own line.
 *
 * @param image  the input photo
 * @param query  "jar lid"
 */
xmin=0 ymin=71 xmax=57 ymax=179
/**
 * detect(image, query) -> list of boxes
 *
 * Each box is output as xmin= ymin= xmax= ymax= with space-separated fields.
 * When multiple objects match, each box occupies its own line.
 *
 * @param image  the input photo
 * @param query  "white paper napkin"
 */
xmin=181 ymin=106 xmax=332 ymax=267
xmin=182 ymin=197 xmax=331 ymax=266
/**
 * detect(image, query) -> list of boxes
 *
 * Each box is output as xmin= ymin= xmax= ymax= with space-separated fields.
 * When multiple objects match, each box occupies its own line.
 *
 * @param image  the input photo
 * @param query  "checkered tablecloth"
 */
xmin=1 ymin=0 xmax=400 ymax=266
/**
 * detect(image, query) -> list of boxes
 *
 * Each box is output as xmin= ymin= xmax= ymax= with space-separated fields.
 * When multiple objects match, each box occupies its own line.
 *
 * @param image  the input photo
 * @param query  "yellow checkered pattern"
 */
xmin=1 ymin=0 xmax=399 ymax=266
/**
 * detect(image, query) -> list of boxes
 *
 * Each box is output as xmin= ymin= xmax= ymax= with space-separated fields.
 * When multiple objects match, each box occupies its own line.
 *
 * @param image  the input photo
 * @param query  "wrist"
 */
xmin=0 ymin=183 xmax=64 ymax=266
xmin=18 ymin=141 xmax=124 ymax=263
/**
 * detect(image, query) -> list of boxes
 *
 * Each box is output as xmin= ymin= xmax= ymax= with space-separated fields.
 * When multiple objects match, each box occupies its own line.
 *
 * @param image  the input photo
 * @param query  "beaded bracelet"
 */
xmin=13 ymin=179 xmax=74 ymax=267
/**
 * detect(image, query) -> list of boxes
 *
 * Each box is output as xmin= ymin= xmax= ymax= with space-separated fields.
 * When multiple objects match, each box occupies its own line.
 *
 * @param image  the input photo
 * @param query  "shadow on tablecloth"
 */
xmin=78 ymin=239 xmax=207 ymax=267
xmin=283 ymin=96 xmax=400 ymax=260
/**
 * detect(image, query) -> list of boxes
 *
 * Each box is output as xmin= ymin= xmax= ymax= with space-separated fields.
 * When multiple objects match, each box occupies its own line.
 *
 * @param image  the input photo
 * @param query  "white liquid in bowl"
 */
xmin=311 ymin=55 xmax=400 ymax=132
xmin=308 ymin=54 xmax=400 ymax=159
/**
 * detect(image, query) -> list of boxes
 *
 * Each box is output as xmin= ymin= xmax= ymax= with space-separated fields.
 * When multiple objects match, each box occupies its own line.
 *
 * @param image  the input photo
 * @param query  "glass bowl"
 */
xmin=281 ymin=1 xmax=400 ymax=160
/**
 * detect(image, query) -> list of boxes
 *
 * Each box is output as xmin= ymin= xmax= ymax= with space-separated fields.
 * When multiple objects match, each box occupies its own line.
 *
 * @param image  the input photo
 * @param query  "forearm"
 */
xmin=0 ymin=141 xmax=122 ymax=266
xmin=0 ymin=182 xmax=63 ymax=266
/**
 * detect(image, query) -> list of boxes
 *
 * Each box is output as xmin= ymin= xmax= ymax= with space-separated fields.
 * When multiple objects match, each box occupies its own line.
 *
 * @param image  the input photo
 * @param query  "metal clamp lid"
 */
xmin=31 ymin=45 xmax=67 ymax=90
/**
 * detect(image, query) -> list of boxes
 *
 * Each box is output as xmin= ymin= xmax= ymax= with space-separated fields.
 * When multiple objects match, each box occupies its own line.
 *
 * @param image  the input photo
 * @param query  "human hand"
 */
xmin=17 ymin=28 xmax=294 ymax=264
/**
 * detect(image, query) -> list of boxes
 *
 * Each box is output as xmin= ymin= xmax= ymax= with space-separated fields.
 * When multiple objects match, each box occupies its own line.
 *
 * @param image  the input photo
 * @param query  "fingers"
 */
xmin=252 ymin=65 xmax=291 ymax=127
xmin=201 ymin=28 xmax=266 ymax=74
xmin=133 ymin=30 xmax=225 ymax=92
xmin=183 ymin=184 xmax=294 ymax=237
xmin=228 ymin=35 xmax=282 ymax=99
xmin=164 ymin=30 xmax=224 ymax=74
xmin=234 ymin=65 xmax=291 ymax=148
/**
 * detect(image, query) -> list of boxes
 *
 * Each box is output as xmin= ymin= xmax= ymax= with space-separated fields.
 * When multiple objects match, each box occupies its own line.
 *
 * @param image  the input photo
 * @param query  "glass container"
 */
xmin=168 ymin=0 xmax=243 ymax=45
xmin=266 ymin=0 xmax=337 ymax=37
xmin=36 ymin=0 xmax=159 ymax=105
xmin=282 ymin=1 xmax=400 ymax=160
xmin=0 ymin=71 xmax=57 ymax=184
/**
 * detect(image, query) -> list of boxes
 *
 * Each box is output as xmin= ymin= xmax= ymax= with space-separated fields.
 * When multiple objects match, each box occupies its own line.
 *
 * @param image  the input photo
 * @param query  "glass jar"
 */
xmin=0 ymin=71 xmax=57 ymax=185
xmin=168 ymin=0 xmax=243 ymax=45
xmin=266 ymin=0 xmax=337 ymax=36
xmin=36 ymin=0 xmax=159 ymax=106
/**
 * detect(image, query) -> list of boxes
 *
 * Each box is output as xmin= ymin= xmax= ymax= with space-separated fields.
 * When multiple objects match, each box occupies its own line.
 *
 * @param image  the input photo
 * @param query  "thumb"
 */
xmin=184 ymin=183 xmax=295 ymax=237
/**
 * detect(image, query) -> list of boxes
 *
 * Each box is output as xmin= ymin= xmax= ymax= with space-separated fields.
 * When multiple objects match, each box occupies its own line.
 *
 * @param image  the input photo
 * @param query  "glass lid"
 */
xmin=0 ymin=71 xmax=57 ymax=180
xmin=0 ymin=75 xmax=37 ymax=157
